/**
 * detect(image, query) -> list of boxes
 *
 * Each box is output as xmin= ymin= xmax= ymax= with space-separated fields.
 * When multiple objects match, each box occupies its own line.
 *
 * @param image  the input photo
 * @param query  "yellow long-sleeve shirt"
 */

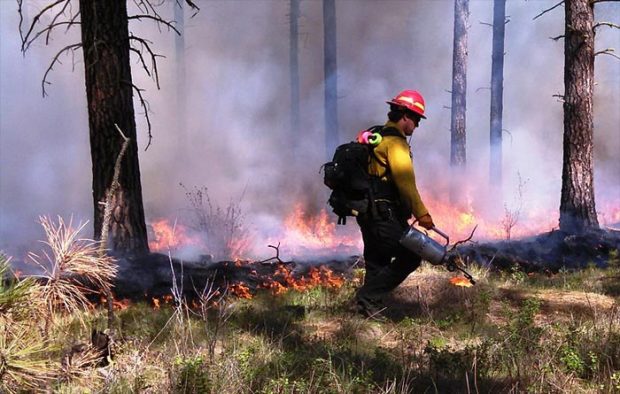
xmin=368 ymin=121 xmax=429 ymax=219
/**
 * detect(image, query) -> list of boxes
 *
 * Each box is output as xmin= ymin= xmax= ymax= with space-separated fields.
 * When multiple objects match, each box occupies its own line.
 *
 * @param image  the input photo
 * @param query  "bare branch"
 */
xmin=129 ymin=47 xmax=151 ymax=77
xmin=476 ymin=87 xmax=491 ymax=93
xmin=185 ymin=0 xmax=200 ymax=14
xmin=18 ymin=0 xmax=68 ymax=52
xmin=124 ymin=81 xmax=153 ymax=151
xmin=257 ymin=242 xmax=293 ymax=265
xmin=129 ymin=35 xmax=164 ymax=89
xmin=550 ymin=34 xmax=565 ymax=41
xmin=450 ymin=225 xmax=478 ymax=252
xmin=45 ymin=0 xmax=72 ymax=44
xmin=479 ymin=21 xmax=493 ymax=27
xmin=128 ymin=14 xmax=181 ymax=36
xmin=533 ymin=0 xmax=564 ymax=21
xmin=41 ymin=43 xmax=82 ymax=97
xmin=23 ymin=19 xmax=81 ymax=53
xmin=595 ymin=48 xmax=620 ymax=61
xmin=594 ymin=22 xmax=620 ymax=31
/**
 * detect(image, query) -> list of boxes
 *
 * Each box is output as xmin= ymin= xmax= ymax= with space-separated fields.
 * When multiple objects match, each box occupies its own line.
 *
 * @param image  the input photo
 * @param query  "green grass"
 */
xmin=3 ymin=260 xmax=620 ymax=393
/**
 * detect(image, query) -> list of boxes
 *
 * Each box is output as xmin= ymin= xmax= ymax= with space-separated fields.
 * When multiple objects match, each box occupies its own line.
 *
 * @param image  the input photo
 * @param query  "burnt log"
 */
xmin=111 ymin=253 xmax=358 ymax=301
xmin=457 ymin=228 xmax=620 ymax=272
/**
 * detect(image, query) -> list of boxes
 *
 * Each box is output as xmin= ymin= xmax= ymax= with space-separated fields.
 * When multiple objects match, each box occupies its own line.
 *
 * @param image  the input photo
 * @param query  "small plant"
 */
xmin=171 ymin=355 xmax=211 ymax=394
xmin=28 ymin=216 xmax=117 ymax=325
xmin=500 ymin=172 xmax=528 ymax=240
xmin=509 ymin=263 xmax=527 ymax=284
xmin=182 ymin=184 xmax=250 ymax=261
xmin=559 ymin=346 xmax=585 ymax=375
xmin=0 ymin=323 xmax=57 ymax=393
xmin=0 ymin=254 xmax=37 ymax=318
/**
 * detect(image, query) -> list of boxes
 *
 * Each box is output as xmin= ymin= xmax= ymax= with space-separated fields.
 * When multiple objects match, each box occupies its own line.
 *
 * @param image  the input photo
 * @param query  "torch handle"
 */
xmin=431 ymin=227 xmax=450 ymax=247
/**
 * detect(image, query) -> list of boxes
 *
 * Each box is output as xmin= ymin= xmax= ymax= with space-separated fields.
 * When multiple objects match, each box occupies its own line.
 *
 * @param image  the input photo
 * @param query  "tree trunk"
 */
xmin=323 ymin=0 xmax=338 ymax=160
xmin=560 ymin=0 xmax=599 ymax=233
xmin=490 ymin=0 xmax=505 ymax=187
xmin=290 ymin=0 xmax=301 ymax=150
xmin=79 ymin=0 xmax=149 ymax=255
xmin=175 ymin=1 xmax=187 ymax=150
xmin=450 ymin=0 xmax=468 ymax=168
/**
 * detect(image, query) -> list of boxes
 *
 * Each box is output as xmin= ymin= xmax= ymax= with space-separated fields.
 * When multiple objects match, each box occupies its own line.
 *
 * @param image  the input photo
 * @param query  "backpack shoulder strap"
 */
xmin=379 ymin=126 xmax=406 ymax=139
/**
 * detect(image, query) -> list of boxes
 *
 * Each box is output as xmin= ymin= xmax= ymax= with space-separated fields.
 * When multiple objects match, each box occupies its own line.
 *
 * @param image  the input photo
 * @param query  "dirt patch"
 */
xmin=499 ymin=287 xmax=616 ymax=317
xmin=302 ymin=318 xmax=341 ymax=341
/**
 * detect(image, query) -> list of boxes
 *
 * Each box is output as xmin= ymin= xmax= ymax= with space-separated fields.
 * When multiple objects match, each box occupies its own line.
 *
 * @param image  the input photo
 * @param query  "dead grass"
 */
xmin=28 ymin=216 xmax=117 ymax=322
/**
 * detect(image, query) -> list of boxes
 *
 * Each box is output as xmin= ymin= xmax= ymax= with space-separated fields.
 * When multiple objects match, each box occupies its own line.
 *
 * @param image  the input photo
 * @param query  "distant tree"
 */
xmin=533 ymin=0 xmax=619 ymax=232
xmin=323 ymin=0 xmax=338 ymax=159
xmin=450 ymin=0 xmax=469 ymax=168
xmin=174 ymin=1 xmax=187 ymax=150
xmin=489 ymin=0 xmax=506 ymax=186
xmin=18 ymin=0 xmax=198 ymax=255
xmin=290 ymin=0 xmax=301 ymax=150
xmin=560 ymin=0 xmax=599 ymax=232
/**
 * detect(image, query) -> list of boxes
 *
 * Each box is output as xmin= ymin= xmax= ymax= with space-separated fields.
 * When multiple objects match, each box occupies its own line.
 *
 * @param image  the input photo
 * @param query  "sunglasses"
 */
xmin=406 ymin=112 xmax=422 ymax=126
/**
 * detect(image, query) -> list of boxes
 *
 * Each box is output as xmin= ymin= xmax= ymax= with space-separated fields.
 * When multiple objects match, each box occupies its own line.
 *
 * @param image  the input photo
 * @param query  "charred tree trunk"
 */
xmin=490 ymin=0 xmax=506 ymax=186
xmin=450 ymin=0 xmax=468 ymax=168
xmin=290 ymin=0 xmax=301 ymax=149
xmin=323 ymin=0 xmax=338 ymax=159
xmin=175 ymin=1 xmax=187 ymax=149
xmin=560 ymin=0 xmax=599 ymax=233
xmin=79 ymin=1 xmax=149 ymax=255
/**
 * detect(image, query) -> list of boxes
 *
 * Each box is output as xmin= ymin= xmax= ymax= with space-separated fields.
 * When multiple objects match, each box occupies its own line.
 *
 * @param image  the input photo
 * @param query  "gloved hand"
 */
xmin=418 ymin=214 xmax=434 ymax=230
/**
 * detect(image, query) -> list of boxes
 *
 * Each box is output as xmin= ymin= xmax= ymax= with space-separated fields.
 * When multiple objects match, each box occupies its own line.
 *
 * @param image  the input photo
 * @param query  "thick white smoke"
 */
xmin=1 ymin=0 xmax=618 ymax=261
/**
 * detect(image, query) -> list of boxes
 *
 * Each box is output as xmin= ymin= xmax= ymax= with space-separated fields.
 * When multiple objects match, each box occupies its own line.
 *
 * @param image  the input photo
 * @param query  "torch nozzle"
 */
xmin=446 ymin=254 xmax=476 ymax=285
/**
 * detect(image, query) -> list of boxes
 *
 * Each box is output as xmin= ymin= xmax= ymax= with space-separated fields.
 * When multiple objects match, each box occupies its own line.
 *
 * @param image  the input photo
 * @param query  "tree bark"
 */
xmin=79 ymin=0 xmax=149 ymax=255
xmin=490 ymin=0 xmax=506 ymax=186
xmin=290 ymin=0 xmax=301 ymax=150
xmin=450 ymin=0 xmax=468 ymax=168
xmin=323 ymin=0 xmax=338 ymax=160
xmin=560 ymin=0 xmax=599 ymax=233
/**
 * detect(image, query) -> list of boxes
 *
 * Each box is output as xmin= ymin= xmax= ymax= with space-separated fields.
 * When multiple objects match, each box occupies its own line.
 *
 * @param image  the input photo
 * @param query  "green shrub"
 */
xmin=171 ymin=355 xmax=211 ymax=394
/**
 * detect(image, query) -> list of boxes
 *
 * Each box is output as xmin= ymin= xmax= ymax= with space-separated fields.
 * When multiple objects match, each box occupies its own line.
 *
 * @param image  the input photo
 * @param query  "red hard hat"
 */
xmin=386 ymin=90 xmax=427 ymax=119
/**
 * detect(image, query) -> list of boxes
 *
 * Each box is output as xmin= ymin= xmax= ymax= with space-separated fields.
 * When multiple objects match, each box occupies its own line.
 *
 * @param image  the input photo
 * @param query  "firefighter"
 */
xmin=355 ymin=89 xmax=434 ymax=317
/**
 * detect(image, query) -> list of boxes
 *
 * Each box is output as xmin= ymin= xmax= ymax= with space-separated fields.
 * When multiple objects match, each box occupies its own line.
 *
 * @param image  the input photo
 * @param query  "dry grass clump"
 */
xmin=1 ymin=216 xmax=118 ymax=392
xmin=28 ymin=216 xmax=117 ymax=320
xmin=0 ymin=322 xmax=57 ymax=393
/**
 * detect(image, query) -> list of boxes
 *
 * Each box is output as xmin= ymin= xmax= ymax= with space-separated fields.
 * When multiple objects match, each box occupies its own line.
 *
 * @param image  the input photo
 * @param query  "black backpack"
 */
xmin=322 ymin=125 xmax=400 ymax=225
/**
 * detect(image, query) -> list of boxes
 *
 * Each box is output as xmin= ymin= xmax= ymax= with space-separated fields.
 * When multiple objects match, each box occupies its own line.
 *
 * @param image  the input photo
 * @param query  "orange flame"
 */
xmin=274 ymin=204 xmax=362 ymax=256
xmin=149 ymin=219 xmax=201 ymax=251
xmin=424 ymin=198 xmax=558 ymax=242
xmin=100 ymin=295 xmax=131 ymax=311
xmin=449 ymin=276 xmax=474 ymax=287
xmin=259 ymin=265 xmax=345 ymax=295
xmin=151 ymin=294 xmax=174 ymax=309
xmin=229 ymin=282 xmax=253 ymax=299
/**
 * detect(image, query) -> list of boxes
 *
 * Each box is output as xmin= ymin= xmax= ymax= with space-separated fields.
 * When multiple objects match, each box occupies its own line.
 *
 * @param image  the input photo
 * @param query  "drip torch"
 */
xmin=400 ymin=225 xmax=476 ymax=285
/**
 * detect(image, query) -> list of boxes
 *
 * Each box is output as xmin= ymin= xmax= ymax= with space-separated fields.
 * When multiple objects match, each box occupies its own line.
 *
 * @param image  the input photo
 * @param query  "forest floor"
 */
xmin=2 ymin=252 xmax=620 ymax=393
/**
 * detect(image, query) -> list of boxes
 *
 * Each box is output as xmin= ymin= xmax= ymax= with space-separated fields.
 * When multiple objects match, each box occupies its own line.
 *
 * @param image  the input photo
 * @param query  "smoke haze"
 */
xmin=1 ymin=0 xmax=619 ymax=260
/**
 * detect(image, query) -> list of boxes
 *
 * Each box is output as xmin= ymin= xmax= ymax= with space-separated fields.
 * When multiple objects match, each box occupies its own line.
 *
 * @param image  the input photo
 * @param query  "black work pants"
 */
xmin=356 ymin=202 xmax=421 ymax=301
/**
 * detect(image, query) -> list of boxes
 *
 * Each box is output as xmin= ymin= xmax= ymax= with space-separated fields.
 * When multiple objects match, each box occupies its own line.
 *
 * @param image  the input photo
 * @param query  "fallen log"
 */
xmin=111 ymin=253 xmax=359 ymax=300
xmin=456 ymin=228 xmax=620 ymax=272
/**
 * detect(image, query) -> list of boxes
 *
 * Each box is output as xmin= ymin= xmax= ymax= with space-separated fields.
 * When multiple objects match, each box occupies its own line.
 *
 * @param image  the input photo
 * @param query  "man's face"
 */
xmin=403 ymin=112 xmax=421 ymax=136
